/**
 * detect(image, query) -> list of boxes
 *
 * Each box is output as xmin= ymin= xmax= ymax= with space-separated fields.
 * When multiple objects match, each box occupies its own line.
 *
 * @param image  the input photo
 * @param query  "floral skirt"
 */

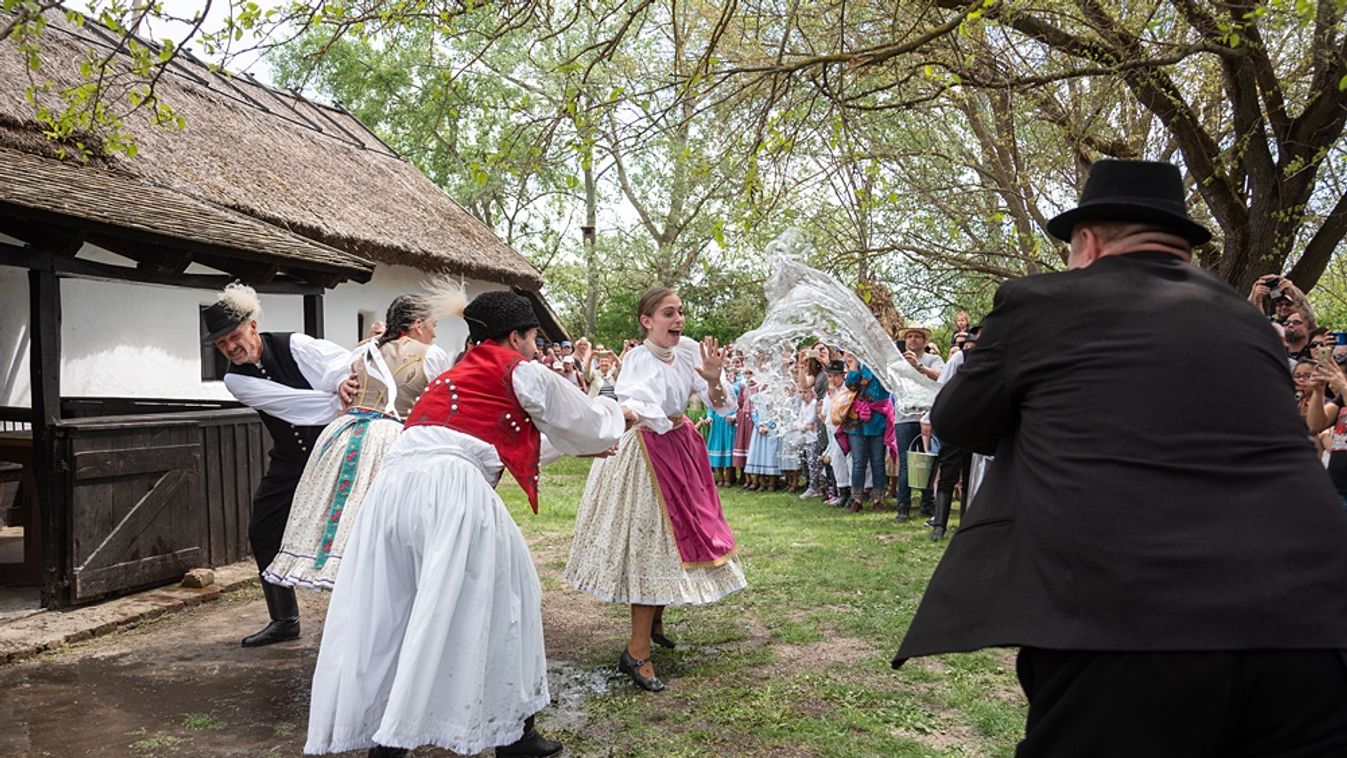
xmin=566 ymin=427 xmax=747 ymax=606
xmin=264 ymin=412 xmax=401 ymax=590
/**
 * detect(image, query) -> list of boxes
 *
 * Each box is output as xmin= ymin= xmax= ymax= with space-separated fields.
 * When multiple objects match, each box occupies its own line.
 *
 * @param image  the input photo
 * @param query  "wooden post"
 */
xmin=29 ymin=267 xmax=65 ymax=606
xmin=303 ymin=293 xmax=324 ymax=339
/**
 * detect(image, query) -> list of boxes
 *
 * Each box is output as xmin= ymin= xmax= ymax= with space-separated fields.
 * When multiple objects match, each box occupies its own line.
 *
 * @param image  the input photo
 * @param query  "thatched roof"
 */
xmin=0 ymin=146 xmax=372 ymax=282
xmin=0 ymin=13 xmax=544 ymax=289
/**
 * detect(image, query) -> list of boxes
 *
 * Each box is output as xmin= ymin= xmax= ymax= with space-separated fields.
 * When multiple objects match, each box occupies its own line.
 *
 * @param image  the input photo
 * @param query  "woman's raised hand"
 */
xmin=698 ymin=336 xmax=726 ymax=383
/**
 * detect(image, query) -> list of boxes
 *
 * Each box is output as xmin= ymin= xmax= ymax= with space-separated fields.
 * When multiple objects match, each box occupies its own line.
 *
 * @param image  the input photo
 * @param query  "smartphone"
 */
xmin=1335 ymin=331 xmax=1347 ymax=347
xmin=1314 ymin=345 xmax=1335 ymax=370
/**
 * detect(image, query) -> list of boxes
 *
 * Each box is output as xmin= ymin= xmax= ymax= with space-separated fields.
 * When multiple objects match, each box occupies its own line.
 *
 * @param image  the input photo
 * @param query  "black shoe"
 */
xmin=930 ymin=526 xmax=946 ymax=541
xmin=497 ymin=715 xmax=563 ymax=757
xmin=896 ymin=503 xmax=911 ymax=522
xmin=242 ymin=581 xmax=300 ymax=647
xmin=925 ymin=516 xmax=936 ymax=527
xmin=651 ymin=622 xmax=676 ymax=649
xmin=618 ymin=648 xmax=665 ymax=692
xmin=367 ymin=746 xmax=409 ymax=758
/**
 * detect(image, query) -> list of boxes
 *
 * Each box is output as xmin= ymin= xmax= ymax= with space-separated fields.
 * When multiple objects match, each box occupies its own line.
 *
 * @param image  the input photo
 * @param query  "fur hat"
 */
xmin=201 ymin=282 xmax=261 ymax=344
xmin=463 ymin=290 xmax=540 ymax=342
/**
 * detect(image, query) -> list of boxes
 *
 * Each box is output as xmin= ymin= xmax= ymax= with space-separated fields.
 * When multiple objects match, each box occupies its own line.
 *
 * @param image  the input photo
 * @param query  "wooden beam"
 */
xmin=294 ymin=269 xmax=344 ymax=289
xmin=303 ymin=293 xmax=325 ymax=339
xmin=86 ymin=234 xmax=195 ymax=274
xmin=193 ymin=251 xmax=278 ymax=285
xmin=28 ymin=267 xmax=67 ymax=606
xmin=46 ymin=254 xmax=322 ymax=295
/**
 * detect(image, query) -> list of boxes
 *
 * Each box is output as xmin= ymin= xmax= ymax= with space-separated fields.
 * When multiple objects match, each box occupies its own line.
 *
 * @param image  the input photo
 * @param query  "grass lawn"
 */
xmin=499 ymin=458 xmax=1026 ymax=758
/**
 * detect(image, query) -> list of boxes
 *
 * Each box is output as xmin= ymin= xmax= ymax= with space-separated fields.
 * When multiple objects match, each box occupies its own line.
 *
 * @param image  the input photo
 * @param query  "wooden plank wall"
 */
xmin=196 ymin=410 xmax=270 ymax=567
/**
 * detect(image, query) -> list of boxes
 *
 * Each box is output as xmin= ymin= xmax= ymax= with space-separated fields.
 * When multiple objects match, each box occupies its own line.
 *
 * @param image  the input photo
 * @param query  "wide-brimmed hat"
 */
xmin=824 ymin=360 xmax=847 ymax=374
xmin=900 ymin=325 xmax=932 ymax=341
xmin=1045 ymin=160 xmax=1211 ymax=245
xmin=200 ymin=283 xmax=260 ymax=344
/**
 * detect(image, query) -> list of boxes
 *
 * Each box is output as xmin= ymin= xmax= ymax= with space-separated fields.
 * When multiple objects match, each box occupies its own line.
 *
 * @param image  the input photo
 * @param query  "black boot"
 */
xmin=367 ymin=747 xmax=409 ymax=758
xmin=895 ymin=498 xmax=911 ymax=522
xmin=918 ymin=488 xmax=936 ymax=518
xmin=931 ymin=492 xmax=952 ymax=541
xmin=496 ymin=715 xmax=563 ymax=757
xmin=241 ymin=580 xmax=300 ymax=647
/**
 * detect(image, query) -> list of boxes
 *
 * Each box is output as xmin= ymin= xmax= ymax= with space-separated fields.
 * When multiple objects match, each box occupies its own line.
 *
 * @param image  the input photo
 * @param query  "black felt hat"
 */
xmin=463 ymin=290 xmax=540 ymax=342
xmin=825 ymin=360 xmax=847 ymax=374
xmin=200 ymin=301 xmax=251 ymax=344
xmin=1046 ymin=160 xmax=1211 ymax=245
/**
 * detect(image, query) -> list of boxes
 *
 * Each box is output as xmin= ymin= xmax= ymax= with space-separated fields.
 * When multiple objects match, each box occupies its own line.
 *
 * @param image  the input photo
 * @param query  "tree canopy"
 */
xmin=6 ymin=0 xmax=1346 ymax=335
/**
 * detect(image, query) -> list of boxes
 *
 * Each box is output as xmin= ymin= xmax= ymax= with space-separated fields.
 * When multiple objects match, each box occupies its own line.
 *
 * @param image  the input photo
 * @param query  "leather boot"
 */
xmin=931 ymin=492 xmax=952 ymax=541
xmin=367 ymin=747 xmax=409 ymax=758
xmin=241 ymin=580 xmax=300 ymax=647
xmin=895 ymin=499 xmax=911 ymax=522
xmin=496 ymin=715 xmax=563 ymax=757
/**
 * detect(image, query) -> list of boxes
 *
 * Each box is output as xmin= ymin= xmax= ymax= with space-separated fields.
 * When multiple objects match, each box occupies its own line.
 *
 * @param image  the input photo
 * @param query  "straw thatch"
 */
xmin=0 ymin=14 xmax=544 ymax=289
xmin=0 ymin=146 xmax=372 ymax=280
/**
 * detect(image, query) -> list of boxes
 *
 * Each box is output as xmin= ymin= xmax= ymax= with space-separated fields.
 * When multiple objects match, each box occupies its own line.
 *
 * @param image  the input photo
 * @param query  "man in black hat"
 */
xmin=203 ymin=283 xmax=358 ymax=647
xmin=894 ymin=160 xmax=1347 ymax=755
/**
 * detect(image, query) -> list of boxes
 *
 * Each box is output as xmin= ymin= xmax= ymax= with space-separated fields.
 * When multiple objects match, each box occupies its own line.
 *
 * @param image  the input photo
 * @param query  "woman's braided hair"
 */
xmin=378 ymin=294 xmax=431 ymax=346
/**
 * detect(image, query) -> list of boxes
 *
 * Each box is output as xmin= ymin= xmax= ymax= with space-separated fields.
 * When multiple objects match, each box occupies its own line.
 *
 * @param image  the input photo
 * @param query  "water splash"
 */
xmin=733 ymin=230 xmax=939 ymax=423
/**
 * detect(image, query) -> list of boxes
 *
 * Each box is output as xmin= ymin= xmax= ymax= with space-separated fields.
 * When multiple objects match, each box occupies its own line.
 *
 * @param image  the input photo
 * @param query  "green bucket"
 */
xmin=906 ymin=450 xmax=937 ymax=491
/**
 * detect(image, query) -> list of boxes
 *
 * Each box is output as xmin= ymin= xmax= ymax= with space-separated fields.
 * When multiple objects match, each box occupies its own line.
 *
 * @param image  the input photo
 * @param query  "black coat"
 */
xmin=894 ymin=252 xmax=1347 ymax=665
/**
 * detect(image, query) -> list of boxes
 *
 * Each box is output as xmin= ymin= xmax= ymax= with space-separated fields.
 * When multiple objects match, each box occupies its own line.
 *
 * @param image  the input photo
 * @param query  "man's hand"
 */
xmin=903 ymin=349 xmax=920 ymax=367
xmin=622 ymin=405 xmax=639 ymax=429
xmin=338 ymin=373 xmax=360 ymax=408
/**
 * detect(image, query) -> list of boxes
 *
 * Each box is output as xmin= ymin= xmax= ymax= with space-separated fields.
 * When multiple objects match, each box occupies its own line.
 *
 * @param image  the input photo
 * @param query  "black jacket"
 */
xmin=894 ymin=252 xmax=1347 ymax=665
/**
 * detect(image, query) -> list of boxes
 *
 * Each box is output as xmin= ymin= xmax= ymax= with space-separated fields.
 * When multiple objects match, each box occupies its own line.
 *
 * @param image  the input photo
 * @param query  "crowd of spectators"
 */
xmin=530 ymin=272 xmax=1345 ymax=533
xmin=1254 ymin=275 xmax=1347 ymax=510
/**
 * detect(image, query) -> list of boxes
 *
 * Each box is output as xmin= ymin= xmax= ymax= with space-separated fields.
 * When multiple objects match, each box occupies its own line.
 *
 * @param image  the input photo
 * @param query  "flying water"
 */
xmin=732 ymin=230 xmax=939 ymax=425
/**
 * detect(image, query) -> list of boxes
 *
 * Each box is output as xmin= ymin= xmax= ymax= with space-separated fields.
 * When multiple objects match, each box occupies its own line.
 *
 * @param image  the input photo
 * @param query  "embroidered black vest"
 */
xmin=226 ymin=332 xmax=324 ymax=462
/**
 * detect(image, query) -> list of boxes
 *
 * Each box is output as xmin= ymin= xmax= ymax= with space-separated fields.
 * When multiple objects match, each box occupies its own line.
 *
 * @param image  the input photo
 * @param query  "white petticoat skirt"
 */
xmin=264 ymin=413 xmax=401 ymax=590
xmin=565 ymin=428 xmax=747 ymax=606
xmin=304 ymin=441 xmax=548 ymax=755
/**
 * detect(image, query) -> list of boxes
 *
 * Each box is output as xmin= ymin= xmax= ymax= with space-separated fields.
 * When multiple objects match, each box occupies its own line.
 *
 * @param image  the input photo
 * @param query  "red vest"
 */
xmin=404 ymin=342 xmax=544 ymax=512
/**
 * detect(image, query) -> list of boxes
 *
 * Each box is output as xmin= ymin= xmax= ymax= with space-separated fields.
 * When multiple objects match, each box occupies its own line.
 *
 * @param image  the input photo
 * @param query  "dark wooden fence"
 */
xmin=1 ymin=401 xmax=270 ymax=604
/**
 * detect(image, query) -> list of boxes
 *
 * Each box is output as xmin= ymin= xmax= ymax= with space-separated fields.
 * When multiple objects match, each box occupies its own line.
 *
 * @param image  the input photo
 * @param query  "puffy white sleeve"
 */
xmin=937 ymin=349 xmax=966 ymax=385
xmin=290 ymin=333 xmax=354 ymax=393
xmin=686 ymin=339 xmax=736 ymax=416
xmin=615 ymin=348 xmax=674 ymax=434
xmin=513 ymin=360 xmax=625 ymax=457
xmin=223 ymin=373 xmax=344 ymax=426
xmin=422 ymin=344 xmax=454 ymax=382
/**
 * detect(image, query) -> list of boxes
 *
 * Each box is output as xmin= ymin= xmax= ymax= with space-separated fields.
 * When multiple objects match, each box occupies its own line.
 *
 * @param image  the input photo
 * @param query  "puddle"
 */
xmin=545 ymin=659 xmax=611 ymax=734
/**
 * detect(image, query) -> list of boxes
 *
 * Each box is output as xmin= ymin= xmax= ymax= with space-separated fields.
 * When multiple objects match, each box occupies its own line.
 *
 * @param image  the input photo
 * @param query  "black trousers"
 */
xmin=1015 ymin=648 xmax=1347 ymax=758
xmin=934 ymin=443 xmax=971 ymax=497
xmin=249 ymin=455 xmax=307 ymax=574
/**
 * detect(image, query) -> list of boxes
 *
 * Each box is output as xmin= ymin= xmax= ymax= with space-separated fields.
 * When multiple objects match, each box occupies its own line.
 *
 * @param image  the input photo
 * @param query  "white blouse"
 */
xmin=616 ymin=337 xmax=735 ymax=435
xmin=393 ymin=358 xmax=626 ymax=477
xmin=222 ymin=333 xmax=353 ymax=426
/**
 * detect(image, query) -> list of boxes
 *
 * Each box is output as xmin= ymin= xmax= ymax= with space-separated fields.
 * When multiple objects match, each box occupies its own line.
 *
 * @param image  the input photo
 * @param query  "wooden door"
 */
xmin=61 ymin=419 xmax=204 ymax=602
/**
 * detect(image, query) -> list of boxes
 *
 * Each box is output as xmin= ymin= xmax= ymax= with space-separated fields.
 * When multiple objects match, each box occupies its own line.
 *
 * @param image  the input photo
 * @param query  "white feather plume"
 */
xmin=421 ymin=276 xmax=469 ymax=321
xmin=218 ymin=282 xmax=261 ymax=322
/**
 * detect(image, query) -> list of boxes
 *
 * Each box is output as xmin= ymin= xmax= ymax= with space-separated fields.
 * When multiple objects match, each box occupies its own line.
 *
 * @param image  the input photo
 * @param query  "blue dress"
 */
xmin=706 ymin=404 xmax=737 ymax=469
xmin=745 ymin=407 xmax=781 ymax=475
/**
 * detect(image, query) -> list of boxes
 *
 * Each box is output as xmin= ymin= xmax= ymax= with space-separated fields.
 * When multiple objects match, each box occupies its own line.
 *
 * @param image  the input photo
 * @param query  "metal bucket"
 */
xmin=906 ymin=450 xmax=937 ymax=491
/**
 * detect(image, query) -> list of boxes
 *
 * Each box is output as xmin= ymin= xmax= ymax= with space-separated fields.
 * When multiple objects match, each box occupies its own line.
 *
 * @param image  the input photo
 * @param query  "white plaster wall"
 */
xmin=325 ymin=265 xmax=508 ymax=357
xmin=0 ymin=247 xmax=507 ymax=407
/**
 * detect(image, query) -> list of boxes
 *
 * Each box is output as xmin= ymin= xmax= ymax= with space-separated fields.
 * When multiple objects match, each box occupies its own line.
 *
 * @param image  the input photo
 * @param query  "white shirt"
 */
xmin=393 ymin=359 xmax=626 ymax=476
xmin=616 ymin=337 xmax=735 ymax=434
xmin=937 ymin=349 xmax=966 ymax=386
xmin=900 ymin=352 xmax=947 ymax=422
xmin=222 ymin=333 xmax=353 ymax=426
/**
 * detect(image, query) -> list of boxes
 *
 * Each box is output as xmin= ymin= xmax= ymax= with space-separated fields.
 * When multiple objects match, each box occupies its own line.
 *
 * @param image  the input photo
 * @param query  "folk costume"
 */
xmin=730 ymin=378 xmax=756 ymax=469
xmin=705 ymin=402 xmax=737 ymax=470
xmin=306 ymin=292 xmax=624 ymax=757
xmin=894 ymin=161 xmax=1347 ymax=756
xmin=262 ymin=336 xmax=452 ymax=590
xmin=566 ymin=337 xmax=746 ymax=607
xmin=203 ymin=288 xmax=351 ymax=648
